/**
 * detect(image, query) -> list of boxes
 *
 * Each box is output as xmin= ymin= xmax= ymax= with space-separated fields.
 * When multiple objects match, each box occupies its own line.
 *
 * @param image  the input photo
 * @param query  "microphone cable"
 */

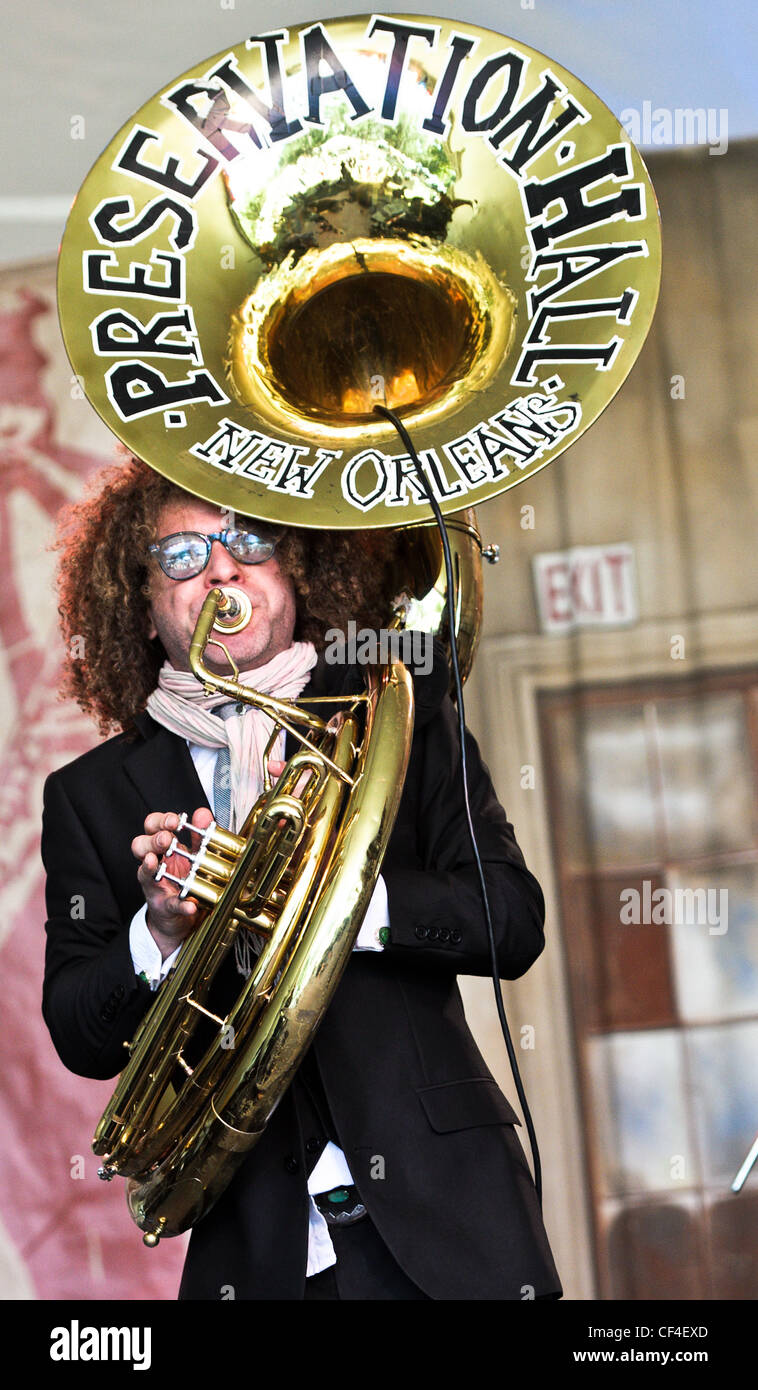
xmin=374 ymin=404 xmax=543 ymax=1208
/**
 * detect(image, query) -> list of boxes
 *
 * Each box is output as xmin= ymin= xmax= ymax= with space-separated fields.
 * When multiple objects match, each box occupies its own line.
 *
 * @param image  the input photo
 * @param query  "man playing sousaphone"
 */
xmin=41 ymin=453 xmax=562 ymax=1300
xmin=46 ymin=5 xmax=662 ymax=1301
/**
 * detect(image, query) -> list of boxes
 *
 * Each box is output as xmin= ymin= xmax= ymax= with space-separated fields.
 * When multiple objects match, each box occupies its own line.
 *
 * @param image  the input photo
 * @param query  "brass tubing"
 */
xmin=94 ymin=821 xmax=286 ymax=1172
xmin=126 ymin=669 xmax=412 ymax=1238
xmin=123 ymin=717 xmax=357 ymax=1177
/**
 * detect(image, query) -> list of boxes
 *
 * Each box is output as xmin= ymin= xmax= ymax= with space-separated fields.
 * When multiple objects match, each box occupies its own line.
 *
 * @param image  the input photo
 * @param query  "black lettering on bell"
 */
xmin=487 ymin=410 xmax=543 ymax=461
xmin=514 ymin=340 xmax=621 ymax=383
xmin=190 ymin=419 xmax=259 ymax=469
xmin=415 ymin=448 xmax=465 ymax=500
xmin=166 ymin=81 xmax=260 ymax=154
xmin=524 ymin=145 xmax=643 ymax=251
xmin=210 ymin=38 xmax=303 ymax=143
xmin=489 ymin=76 xmax=585 ymax=174
xmin=527 ymin=292 xmax=636 ymax=343
xmin=527 ymin=244 xmax=644 ymax=312
xmin=93 ymin=308 xmax=199 ymax=359
xmin=92 ymin=196 xmax=195 ymax=251
xmin=85 ymin=251 xmax=183 ymax=300
xmin=368 ymin=17 xmax=436 ymax=122
xmin=511 ymin=291 xmax=635 ymax=383
xmin=423 ymin=34 xmax=475 ymax=135
xmin=302 ymin=23 xmax=371 ymax=124
xmin=116 ymin=127 xmax=218 ymax=200
xmin=388 ymin=454 xmax=429 ymax=505
xmin=107 ymin=363 xmax=226 ymax=420
xmin=461 ymin=51 xmax=523 ymax=132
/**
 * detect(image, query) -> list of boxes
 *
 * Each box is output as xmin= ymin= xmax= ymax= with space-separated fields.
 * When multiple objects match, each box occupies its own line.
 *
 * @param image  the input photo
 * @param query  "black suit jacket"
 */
xmin=41 ymin=649 xmax=562 ymax=1300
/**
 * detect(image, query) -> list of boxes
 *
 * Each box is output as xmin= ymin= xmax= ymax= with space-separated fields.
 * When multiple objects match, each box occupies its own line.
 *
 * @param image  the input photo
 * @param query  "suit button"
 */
xmin=414 ymin=925 xmax=428 ymax=940
xmin=100 ymin=994 xmax=118 ymax=1021
xmin=284 ymin=1155 xmax=299 ymax=1174
xmin=427 ymin=926 xmax=439 ymax=941
xmin=450 ymin=929 xmax=462 ymax=944
xmin=306 ymin=1137 xmax=321 ymax=1155
xmin=438 ymin=927 xmax=450 ymax=942
xmin=115 ymin=984 xmax=125 ymax=999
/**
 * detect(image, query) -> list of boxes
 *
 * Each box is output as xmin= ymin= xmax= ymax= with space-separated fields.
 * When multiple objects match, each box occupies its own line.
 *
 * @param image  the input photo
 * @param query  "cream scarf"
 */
xmin=146 ymin=642 xmax=318 ymax=831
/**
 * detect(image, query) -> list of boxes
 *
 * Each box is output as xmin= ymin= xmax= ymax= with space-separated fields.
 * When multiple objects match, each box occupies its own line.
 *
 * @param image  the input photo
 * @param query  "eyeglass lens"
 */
xmin=156 ymin=530 xmax=276 ymax=577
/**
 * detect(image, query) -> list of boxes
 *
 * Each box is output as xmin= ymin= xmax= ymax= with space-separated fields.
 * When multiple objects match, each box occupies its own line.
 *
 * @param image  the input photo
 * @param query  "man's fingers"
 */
xmin=132 ymin=813 xmax=178 ymax=862
xmin=137 ymin=858 xmax=198 ymax=919
xmin=134 ymin=809 xmax=210 ymax=945
xmin=157 ymin=896 xmax=197 ymax=916
xmin=131 ymin=830 xmax=177 ymax=863
xmin=142 ymin=811 xmax=180 ymax=836
xmin=134 ymin=807 xmax=212 ymax=904
xmin=132 ymin=809 xmax=211 ymax=864
xmin=139 ymin=869 xmax=193 ymax=911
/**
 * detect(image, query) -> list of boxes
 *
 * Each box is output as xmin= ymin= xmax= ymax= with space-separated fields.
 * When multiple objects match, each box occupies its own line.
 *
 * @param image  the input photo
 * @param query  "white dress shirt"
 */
xmin=129 ymin=739 xmax=388 ymax=1276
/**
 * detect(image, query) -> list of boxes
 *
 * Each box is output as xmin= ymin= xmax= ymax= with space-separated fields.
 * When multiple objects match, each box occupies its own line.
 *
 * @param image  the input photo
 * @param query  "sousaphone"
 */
xmin=57 ymin=12 xmax=661 ymax=1242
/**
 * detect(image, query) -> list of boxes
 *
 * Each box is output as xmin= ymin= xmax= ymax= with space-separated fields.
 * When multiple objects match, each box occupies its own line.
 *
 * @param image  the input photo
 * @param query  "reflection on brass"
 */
xmin=396 ymin=509 xmax=484 ymax=686
xmin=229 ymin=238 xmax=514 ymax=437
xmin=212 ymin=586 xmax=252 ymax=634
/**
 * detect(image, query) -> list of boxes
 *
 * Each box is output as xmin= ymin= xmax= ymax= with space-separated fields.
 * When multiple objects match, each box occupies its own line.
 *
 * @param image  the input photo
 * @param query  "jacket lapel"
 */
xmin=123 ymin=712 xmax=210 ymax=817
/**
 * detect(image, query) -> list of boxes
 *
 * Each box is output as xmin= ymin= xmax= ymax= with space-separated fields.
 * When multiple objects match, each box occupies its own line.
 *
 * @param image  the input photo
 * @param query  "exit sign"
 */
xmin=533 ymin=544 xmax=637 ymax=634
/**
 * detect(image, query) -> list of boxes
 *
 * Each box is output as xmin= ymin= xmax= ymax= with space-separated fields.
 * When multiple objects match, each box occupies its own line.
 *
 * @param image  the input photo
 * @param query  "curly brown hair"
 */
xmin=54 ymin=453 xmax=401 ymax=734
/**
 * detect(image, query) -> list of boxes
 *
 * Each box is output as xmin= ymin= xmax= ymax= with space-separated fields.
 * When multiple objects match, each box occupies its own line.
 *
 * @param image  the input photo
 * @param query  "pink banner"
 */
xmin=0 ymin=265 xmax=186 ymax=1299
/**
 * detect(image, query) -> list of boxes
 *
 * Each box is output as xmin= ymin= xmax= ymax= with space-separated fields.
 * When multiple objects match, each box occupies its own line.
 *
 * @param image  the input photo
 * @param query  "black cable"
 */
xmin=374 ymin=403 xmax=543 ymax=1209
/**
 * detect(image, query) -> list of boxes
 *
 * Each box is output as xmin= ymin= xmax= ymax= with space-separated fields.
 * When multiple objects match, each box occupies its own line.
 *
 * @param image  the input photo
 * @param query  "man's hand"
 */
xmin=131 ymin=809 xmax=213 ymax=960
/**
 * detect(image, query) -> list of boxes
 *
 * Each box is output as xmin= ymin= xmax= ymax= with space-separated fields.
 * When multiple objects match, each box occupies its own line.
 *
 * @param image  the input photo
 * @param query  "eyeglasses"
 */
xmin=148 ymin=528 xmax=280 ymax=580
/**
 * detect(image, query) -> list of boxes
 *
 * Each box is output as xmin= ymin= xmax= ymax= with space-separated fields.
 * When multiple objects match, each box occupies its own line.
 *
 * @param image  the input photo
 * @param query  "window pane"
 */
xmin=687 ymin=1020 xmax=758 ymax=1187
xmin=550 ymin=704 xmax=659 ymax=867
xmin=655 ymin=693 xmax=755 ymax=857
xmin=587 ymin=1030 xmax=696 ymax=1196
xmin=564 ymin=874 xmax=676 ymax=1029
xmin=707 ymin=1192 xmax=758 ymax=1298
xmin=603 ymin=1197 xmax=705 ymax=1299
xmin=669 ymin=864 xmax=758 ymax=1021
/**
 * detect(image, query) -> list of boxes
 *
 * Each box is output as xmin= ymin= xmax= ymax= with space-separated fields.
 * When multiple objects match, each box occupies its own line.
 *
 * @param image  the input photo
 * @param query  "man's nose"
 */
xmin=205 ymin=538 xmax=242 ymax=583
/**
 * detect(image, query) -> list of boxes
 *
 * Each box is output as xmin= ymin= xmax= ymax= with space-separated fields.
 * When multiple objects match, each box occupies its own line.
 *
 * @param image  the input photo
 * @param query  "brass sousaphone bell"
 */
xmin=57 ymin=12 xmax=661 ymax=1242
